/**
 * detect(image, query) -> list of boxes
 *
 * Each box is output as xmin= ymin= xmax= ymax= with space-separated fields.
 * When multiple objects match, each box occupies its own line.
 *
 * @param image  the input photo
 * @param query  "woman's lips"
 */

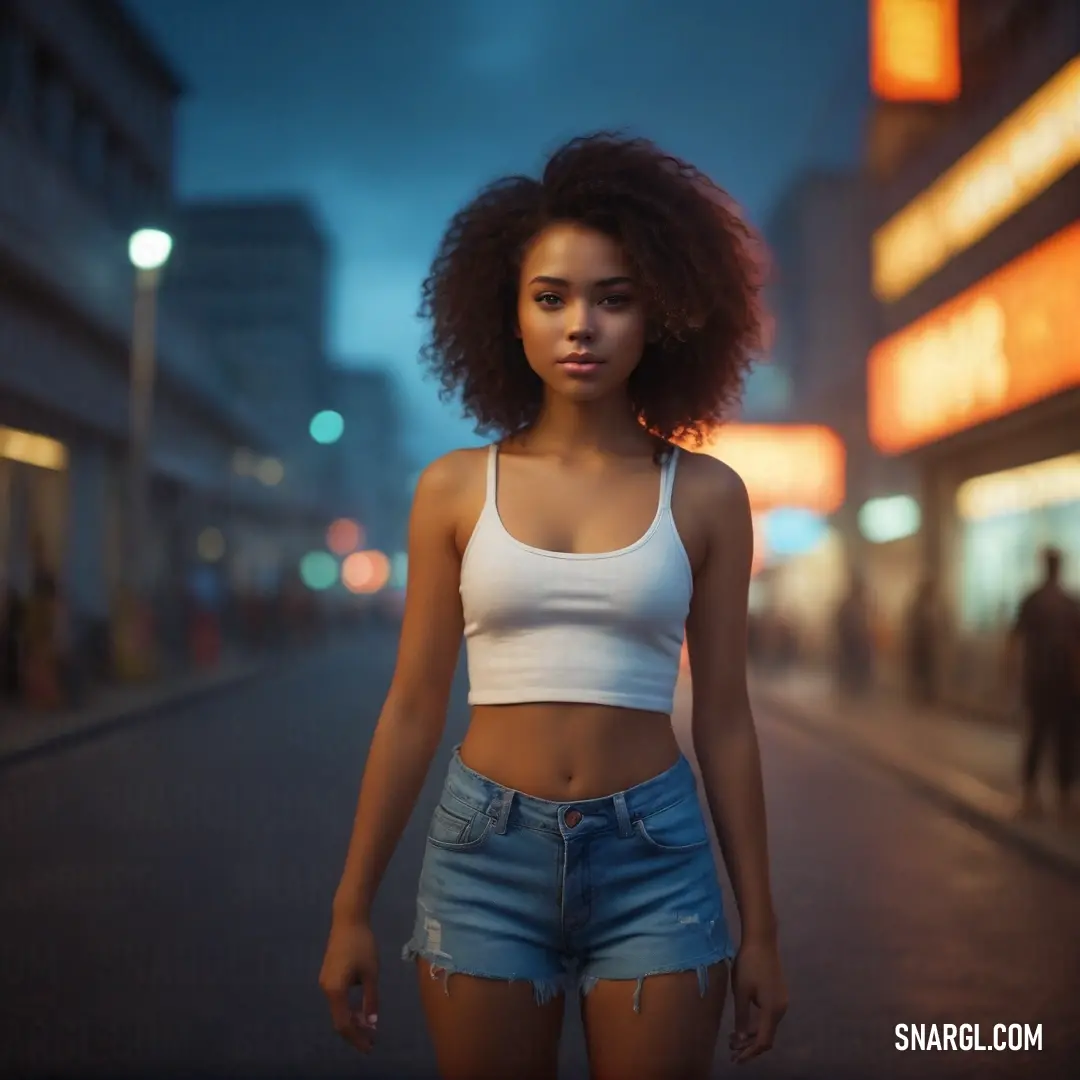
xmin=558 ymin=353 xmax=604 ymax=376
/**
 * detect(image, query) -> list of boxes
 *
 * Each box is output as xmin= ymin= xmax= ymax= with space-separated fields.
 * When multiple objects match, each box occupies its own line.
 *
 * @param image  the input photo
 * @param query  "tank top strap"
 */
xmin=659 ymin=446 xmax=680 ymax=509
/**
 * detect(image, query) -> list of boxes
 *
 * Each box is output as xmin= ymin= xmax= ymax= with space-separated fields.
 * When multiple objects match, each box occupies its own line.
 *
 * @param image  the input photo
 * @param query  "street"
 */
xmin=1 ymin=631 xmax=1078 ymax=1080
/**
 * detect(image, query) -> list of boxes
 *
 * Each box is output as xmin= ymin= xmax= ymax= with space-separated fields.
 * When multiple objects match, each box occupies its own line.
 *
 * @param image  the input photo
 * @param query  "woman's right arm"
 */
xmin=330 ymin=452 xmax=467 ymax=922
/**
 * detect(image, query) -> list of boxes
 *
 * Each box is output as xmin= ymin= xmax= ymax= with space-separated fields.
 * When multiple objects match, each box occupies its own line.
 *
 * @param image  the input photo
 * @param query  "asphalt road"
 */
xmin=1 ymin=629 xmax=1077 ymax=1079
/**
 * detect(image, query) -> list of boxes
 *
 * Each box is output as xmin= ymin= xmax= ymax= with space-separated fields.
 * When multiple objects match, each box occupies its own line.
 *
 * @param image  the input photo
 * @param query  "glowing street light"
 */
xmin=126 ymin=227 xmax=174 ymax=589
xmin=117 ymin=226 xmax=173 ymax=678
xmin=128 ymin=228 xmax=173 ymax=271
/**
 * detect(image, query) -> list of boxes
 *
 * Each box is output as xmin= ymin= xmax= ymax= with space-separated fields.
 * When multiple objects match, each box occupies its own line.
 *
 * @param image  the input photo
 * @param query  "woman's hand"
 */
xmin=729 ymin=937 xmax=788 ymax=1065
xmin=319 ymin=914 xmax=380 ymax=1054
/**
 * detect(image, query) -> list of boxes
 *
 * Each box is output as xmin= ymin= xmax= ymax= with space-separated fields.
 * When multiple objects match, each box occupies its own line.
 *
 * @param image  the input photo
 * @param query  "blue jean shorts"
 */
xmin=402 ymin=747 xmax=736 ymax=1012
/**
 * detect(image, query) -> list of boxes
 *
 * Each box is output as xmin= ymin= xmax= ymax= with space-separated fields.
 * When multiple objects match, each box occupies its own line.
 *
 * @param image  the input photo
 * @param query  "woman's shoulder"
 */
xmin=413 ymin=444 xmax=491 ymax=505
xmin=675 ymin=446 xmax=750 ymax=511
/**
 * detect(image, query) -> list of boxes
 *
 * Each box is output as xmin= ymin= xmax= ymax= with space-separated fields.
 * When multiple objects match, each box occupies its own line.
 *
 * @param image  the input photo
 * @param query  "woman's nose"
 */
xmin=566 ymin=302 xmax=596 ymax=341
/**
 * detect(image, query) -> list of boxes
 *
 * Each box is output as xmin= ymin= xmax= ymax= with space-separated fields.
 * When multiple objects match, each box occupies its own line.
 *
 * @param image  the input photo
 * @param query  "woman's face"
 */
xmin=516 ymin=222 xmax=648 ymax=402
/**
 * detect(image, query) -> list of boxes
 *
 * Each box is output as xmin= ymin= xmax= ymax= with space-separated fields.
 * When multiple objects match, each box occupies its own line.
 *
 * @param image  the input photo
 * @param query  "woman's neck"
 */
xmin=519 ymin=395 xmax=654 ymax=457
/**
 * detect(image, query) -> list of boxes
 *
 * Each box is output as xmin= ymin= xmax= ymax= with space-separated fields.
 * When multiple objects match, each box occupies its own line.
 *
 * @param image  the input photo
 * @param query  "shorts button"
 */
xmin=564 ymin=809 xmax=583 ymax=828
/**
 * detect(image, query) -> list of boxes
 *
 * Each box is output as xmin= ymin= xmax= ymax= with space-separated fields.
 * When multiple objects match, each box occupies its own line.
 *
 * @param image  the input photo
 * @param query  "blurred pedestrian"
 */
xmin=319 ymin=132 xmax=787 ymax=1076
xmin=904 ymin=577 xmax=940 ymax=705
xmin=1007 ymin=547 xmax=1080 ymax=820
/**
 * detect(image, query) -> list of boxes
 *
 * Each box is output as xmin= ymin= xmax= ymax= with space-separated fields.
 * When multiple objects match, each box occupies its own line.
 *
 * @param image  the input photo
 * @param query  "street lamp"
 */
xmin=126 ymin=229 xmax=172 ymax=586
xmin=118 ymin=227 xmax=172 ymax=677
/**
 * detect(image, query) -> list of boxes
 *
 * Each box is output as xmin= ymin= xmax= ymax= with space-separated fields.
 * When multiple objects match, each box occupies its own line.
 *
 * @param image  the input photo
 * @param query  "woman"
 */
xmin=319 ymin=132 xmax=788 ymax=1079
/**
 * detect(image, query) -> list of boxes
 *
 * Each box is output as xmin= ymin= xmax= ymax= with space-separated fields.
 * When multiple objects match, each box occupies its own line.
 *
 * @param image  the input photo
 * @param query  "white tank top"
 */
xmin=460 ymin=443 xmax=693 ymax=714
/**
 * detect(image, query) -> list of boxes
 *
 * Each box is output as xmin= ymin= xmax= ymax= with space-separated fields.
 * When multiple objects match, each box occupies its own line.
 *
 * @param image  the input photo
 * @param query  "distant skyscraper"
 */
xmin=331 ymin=364 xmax=411 ymax=556
xmin=163 ymin=199 xmax=337 ymax=507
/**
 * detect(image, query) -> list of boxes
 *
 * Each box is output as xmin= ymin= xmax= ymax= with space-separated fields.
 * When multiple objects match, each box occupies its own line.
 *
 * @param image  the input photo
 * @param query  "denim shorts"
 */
xmin=402 ymin=747 xmax=736 ymax=1012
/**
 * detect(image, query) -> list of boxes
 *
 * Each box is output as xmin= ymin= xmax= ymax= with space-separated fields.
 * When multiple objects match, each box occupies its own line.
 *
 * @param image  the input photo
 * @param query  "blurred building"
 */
xmin=0 ymin=0 xmax=283 ymax=672
xmin=330 ymin=364 xmax=411 ymax=559
xmin=162 ymin=199 xmax=339 ymax=515
xmin=864 ymin=0 xmax=1080 ymax=713
xmin=755 ymin=169 xmax=920 ymax=671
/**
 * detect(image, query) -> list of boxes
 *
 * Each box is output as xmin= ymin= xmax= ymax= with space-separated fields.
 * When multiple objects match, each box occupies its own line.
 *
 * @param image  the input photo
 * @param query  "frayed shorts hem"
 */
xmin=402 ymin=942 xmax=736 ymax=1012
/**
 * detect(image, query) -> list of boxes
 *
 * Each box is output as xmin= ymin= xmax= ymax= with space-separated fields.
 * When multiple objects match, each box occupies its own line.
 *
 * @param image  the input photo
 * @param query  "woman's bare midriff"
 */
xmin=459 ymin=702 xmax=682 ymax=801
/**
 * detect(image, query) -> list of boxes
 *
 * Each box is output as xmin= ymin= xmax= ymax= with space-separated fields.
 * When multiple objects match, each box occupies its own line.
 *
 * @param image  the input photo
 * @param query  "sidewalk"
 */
xmin=0 ymin=648 xmax=267 ymax=767
xmin=746 ymin=666 xmax=1080 ymax=878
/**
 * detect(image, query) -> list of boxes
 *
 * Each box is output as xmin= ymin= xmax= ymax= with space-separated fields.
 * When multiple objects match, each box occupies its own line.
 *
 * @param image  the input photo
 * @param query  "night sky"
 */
xmin=126 ymin=0 xmax=872 ymax=463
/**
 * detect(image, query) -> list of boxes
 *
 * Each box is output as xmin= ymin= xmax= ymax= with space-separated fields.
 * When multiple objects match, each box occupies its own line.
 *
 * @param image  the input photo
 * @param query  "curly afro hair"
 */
xmin=418 ymin=131 xmax=769 ymax=449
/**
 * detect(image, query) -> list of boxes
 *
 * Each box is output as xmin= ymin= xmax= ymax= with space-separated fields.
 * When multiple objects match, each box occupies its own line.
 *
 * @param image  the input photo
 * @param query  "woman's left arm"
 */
xmin=684 ymin=459 xmax=787 ymax=1063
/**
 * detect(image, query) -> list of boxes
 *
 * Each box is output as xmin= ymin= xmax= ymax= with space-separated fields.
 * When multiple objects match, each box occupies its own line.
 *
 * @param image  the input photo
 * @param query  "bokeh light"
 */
xmin=327 ymin=517 xmax=364 ymax=555
xmin=256 ymin=457 xmax=284 ymax=486
xmin=858 ymin=495 xmax=922 ymax=543
xmin=342 ymin=549 xmax=391 ymax=594
xmin=231 ymin=447 xmax=257 ymax=476
xmin=299 ymin=551 xmax=338 ymax=591
xmin=310 ymin=410 xmax=344 ymax=445
xmin=763 ymin=508 xmax=828 ymax=558
xmin=197 ymin=527 xmax=225 ymax=562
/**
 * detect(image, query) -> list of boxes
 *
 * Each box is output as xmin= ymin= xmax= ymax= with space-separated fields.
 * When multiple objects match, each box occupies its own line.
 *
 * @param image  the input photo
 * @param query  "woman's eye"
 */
xmin=534 ymin=292 xmax=632 ymax=308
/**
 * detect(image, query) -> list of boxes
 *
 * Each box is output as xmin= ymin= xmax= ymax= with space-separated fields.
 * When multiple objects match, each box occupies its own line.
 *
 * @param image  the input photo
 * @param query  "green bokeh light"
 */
xmin=309 ymin=410 xmax=344 ymax=445
xmin=300 ymin=551 xmax=338 ymax=590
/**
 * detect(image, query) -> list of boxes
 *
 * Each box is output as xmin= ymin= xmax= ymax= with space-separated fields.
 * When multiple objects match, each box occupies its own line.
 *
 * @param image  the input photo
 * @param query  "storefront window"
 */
xmin=958 ymin=499 xmax=1080 ymax=631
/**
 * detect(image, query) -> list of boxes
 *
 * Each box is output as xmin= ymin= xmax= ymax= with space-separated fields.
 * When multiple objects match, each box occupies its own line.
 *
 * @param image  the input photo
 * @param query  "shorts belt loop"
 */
xmin=493 ymin=789 xmax=514 ymax=835
xmin=613 ymin=791 xmax=633 ymax=838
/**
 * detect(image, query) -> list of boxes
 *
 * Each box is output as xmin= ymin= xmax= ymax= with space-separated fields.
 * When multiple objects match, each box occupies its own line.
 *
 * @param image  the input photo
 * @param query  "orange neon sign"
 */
xmin=678 ymin=425 xmax=846 ymax=514
xmin=874 ymin=55 xmax=1080 ymax=301
xmin=868 ymin=222 xmax=1080 ymax=455
xmin=870 ymin=0 xmax=960 ymax=103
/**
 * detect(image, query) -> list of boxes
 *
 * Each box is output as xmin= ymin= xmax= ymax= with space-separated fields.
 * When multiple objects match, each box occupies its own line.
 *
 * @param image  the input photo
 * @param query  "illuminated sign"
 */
xmin=870 ymin=0 xmax=960 ymax=103
xmin=858 ymin=495 xmax=922 ymax=543
xmin=680 ymin=425 xmax=845 ymax=514
xmin=874 ymin=55 xmax=1080 ymax=301
xmin=957 ymin=454 xmax=1080 ymax=521
xmin=868 ymin=222 xmax=1080 ymax=454
xmin=0 ymin=426 xmax=67 ymax=471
